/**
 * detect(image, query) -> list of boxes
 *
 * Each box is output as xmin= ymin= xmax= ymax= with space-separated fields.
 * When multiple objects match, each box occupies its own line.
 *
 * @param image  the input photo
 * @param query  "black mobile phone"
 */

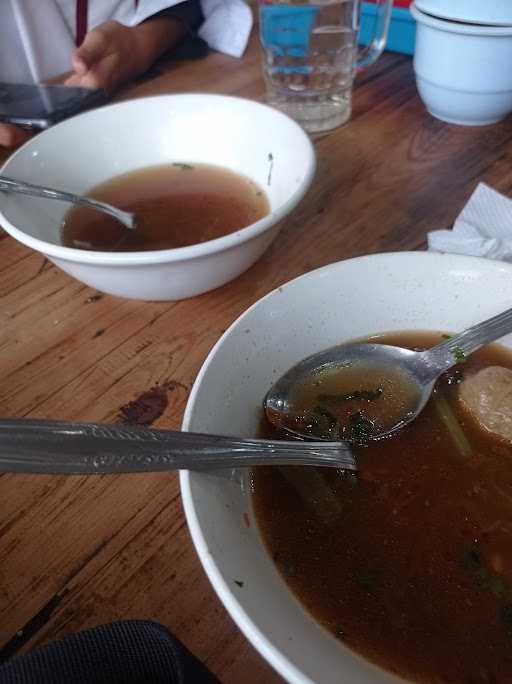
xmin=0 ymin=82 xmax=109 ymax=130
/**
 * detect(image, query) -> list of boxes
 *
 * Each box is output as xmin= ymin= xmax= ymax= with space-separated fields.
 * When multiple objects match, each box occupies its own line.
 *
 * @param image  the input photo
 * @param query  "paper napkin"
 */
xmin=428 ymin=183 xmax=512 ymax=261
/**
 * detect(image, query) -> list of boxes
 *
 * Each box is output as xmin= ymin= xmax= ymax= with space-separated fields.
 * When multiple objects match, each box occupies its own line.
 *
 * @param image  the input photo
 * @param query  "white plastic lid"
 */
xmin=414 ymin=0 xmax=512 ymax=26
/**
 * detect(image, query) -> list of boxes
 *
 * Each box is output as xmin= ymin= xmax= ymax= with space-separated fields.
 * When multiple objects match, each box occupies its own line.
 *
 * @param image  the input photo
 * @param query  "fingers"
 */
xmin=63 ymin=72 xmax=83 ymax=88
xmin=64 ymin=71 xmax=100 ymax=90
xmin=68 ymin=21 xmax=131 ymax=93
xmin=72 ymin=23 xmax=111 ymax=74
xmin=0 ymin=123 xmax=33 ymax=148
xmin=66 ymin=53 xmax=121 ymax=91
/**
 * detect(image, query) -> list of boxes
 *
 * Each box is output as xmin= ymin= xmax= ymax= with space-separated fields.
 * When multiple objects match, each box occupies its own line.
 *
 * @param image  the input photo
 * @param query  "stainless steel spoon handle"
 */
xmin=0 ymin=175 xmax=135 ymax=230
xmin=0 ymin=418 xmax=356 ymax=474
xmin=419 ymin=305 xmax=512 ymax=378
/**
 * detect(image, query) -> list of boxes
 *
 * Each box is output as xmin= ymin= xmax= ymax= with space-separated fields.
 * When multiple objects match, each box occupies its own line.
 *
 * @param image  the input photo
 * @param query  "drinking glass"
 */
xmin=259 ymin=0 xmax=393 ymax=133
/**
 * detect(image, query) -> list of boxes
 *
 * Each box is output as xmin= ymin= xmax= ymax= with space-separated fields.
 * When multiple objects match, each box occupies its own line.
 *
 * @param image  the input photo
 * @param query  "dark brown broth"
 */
xmin=61 ymin=163 xmax=269 ymax=252
xmin=253 ymin=332 xmax=512 ymax=683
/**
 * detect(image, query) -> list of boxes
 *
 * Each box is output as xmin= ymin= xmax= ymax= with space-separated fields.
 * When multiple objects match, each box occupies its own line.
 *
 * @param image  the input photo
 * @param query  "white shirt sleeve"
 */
xmin=130 ymin=0 xmax=253 ymax=58
xmin=87 ymin=0 xmax=193 ymax=28
xmin=131 ymin=0 xmax=196 ymax=26
xmin=199 ymin=0 xmax=252 ymax=59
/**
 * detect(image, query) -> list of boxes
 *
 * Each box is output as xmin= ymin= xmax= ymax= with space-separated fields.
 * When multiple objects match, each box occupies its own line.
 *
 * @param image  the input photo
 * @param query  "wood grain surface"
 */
xmin=1 ymin=29 xmax=512 ymax=684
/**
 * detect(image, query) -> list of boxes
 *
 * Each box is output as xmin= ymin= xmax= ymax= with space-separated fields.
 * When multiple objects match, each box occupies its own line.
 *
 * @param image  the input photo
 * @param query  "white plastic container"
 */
xmin=415 ymin=0 xmax=512 ymax=27
xmin=410 ymin=2 xmax=512 ymax=126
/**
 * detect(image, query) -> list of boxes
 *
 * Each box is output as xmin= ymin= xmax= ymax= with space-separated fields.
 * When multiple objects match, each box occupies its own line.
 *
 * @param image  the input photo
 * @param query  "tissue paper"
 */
xmin=428 ymin=183 xmax=512 ymax=261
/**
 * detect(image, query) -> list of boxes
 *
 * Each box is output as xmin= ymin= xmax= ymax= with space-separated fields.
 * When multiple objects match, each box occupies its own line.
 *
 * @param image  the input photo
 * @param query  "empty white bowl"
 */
xmin=0 ymin=94 xmax=315 ymax=301
xmin=411 ymin=2 xmax=512 ymax=126
xmin=180 ymin=251 xmax=512 ymax=683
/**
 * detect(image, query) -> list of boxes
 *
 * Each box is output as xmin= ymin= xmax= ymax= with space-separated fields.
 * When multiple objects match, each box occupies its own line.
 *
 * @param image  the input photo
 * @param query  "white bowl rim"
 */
xmin=0 ymin=93 xmax=316 ymax=266
xmin=410 ymin=2 xmax=512 ymax=35
xmin=179 ymin=250 xmax=512 ymax=684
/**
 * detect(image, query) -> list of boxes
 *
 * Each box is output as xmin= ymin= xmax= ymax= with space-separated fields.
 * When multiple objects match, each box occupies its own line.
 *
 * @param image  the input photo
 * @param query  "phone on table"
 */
xmin=0 ymin=82 xmax=108 ymax=130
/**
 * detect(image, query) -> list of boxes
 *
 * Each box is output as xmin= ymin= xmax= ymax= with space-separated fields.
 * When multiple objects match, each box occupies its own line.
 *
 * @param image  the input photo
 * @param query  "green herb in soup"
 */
xmin=283 ymin=362 xmax=420 ymax=444
xmin=346 ymin=409 xmax=375 ymax=445
xmin=61 ymin=163 xmax=269 ymax=252
xmin=253 ymin=331 xmax=512 ymax=684
xmin=451 ymin=345 xmax=466 ymax=364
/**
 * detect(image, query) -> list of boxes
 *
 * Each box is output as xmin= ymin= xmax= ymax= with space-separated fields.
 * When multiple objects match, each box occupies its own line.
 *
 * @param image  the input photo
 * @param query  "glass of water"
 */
xmin=259 ymin=0 xmax=393 ymax=133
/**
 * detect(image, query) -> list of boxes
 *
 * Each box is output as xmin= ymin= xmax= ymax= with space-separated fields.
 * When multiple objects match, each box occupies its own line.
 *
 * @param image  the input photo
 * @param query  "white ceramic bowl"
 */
xmin=180 ymin=251 xmax=512 ymax=684
xmin=0 ymin=94 xmax=315 ymax=301
xmin=411 ymin=3 xmax=512 ymax=126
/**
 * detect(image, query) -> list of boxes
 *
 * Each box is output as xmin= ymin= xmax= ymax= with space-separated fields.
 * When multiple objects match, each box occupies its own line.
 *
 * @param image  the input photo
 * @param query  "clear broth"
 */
xmin=287 ymin=361 xmax=420 ymax=441
xmin=61 ymin=163 xmax=270 ymax=252
xmin=254 ymin=332 xmax=512 ymax=683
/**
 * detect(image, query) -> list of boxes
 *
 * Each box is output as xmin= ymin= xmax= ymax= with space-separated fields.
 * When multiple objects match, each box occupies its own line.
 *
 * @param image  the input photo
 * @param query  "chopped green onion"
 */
xmin=451 ymin=346 xmax=466 ymax=363
xmin=433 ymin=392 xmax=472 ymax=460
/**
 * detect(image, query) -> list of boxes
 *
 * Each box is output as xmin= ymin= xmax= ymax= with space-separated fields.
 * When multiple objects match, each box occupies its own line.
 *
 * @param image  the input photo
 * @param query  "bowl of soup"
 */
xmin=0 ymin=94 xmax=315 ymax=300
xmin=180 ymin=251 xmax=512 ymax=684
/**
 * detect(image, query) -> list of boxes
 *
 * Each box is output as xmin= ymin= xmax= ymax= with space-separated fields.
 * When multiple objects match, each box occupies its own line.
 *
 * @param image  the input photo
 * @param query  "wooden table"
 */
xmin=1 ymin=32 xmax=512 ymax=683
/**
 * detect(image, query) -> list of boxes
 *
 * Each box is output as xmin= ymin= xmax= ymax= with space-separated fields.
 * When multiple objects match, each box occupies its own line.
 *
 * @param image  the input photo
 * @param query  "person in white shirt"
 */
xmin=0 ymin=0 xmax=252 ymax=147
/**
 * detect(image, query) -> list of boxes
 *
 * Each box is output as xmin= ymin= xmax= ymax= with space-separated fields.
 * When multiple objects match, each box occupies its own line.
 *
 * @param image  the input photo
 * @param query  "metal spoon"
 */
xmin=0 ymin=175 xmax=136 ymax=230
xmin=0 ymin=418 xmax=355 ymax=474
xmin=264 ymin=306 xmax=512 ymax=441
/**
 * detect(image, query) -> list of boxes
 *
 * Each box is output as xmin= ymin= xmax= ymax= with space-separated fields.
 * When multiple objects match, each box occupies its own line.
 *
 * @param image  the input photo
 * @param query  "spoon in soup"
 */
xmin=264 ymin=306 xmax=512 ymax=442
xmin=0 ymin=175 xmax=136 ymax=230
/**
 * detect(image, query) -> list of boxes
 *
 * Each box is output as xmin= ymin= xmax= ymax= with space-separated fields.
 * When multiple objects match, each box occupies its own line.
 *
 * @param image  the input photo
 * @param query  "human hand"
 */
xmin=0 ymin=22 xmax=136 ymax=147
xmin=65 ymin=18 xmax=185 ymax=95
xmin=0 ymin=16 xmax=184 ymax=147
xmin=64 ymin=21 xmax=141 ymax=93
xmin=0 ymin=123 xmax=32 ymax=149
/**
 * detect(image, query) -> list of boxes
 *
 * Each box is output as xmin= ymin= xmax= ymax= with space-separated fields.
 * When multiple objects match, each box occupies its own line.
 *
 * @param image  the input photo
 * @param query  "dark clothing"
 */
xmin=0 ymin=620 xmax=221 ymax=684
